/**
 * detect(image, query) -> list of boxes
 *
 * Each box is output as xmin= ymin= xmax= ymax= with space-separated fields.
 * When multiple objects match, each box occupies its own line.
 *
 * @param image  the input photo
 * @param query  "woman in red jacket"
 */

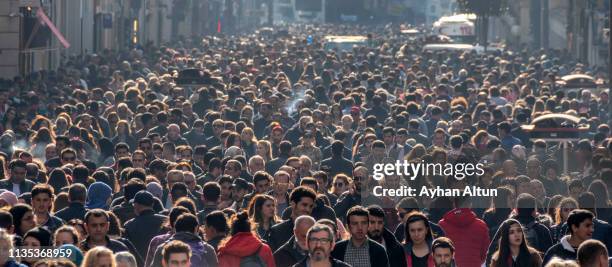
xmin=217 ymin=211 xmax=276 ymax=267
xmin=403 ymin=212 xmax=435 ymax=267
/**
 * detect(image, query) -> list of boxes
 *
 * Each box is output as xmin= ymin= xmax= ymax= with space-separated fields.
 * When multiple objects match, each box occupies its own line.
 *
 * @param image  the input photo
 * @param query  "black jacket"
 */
xmin=55 ymin=202 xmax=88 ymax=222
xmin=320 ymin=156 xmax=353 ymax=179
xmin=273 ymin=237 xmax=307 ymax=267
xmin=543 ymin=235 xmax=577 ymax=265
xmin=376 ymin=228 xmax=407 ymax=267
xmin=331 ymin=238 xmax=390 ymax=267
xmin=292 ymin=257 xmax=351 ymax=267
xmin=267 ymin=219 xmax=295 ymax=252
xmin=266 ymin=155 xmax=289 ymax=175
xmin=123 ymin=209 xmax=168 ymax=260
xmin=0 ymin=178 xmax=36 ymax=195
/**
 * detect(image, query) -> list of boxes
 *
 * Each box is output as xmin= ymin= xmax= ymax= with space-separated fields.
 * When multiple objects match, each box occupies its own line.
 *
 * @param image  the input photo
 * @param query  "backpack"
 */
xmin=239 ymin=245 xmax=266 ymax=267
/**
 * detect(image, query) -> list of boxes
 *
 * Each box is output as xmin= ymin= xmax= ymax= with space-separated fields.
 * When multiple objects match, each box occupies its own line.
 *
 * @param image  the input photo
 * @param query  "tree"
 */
xmin=457 ymin=0 xmax=509 ymax=49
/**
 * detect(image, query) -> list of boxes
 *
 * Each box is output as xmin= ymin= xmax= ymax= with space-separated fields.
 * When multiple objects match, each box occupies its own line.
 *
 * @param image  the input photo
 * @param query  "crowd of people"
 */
xmin=0 ymin=23 xmax=609 ymax=267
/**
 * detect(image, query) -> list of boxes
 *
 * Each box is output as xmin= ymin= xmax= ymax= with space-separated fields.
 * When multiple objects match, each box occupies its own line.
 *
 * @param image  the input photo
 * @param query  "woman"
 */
xmin=330 ymin=174 xmax=351 ymax=199
xmin=0 ymin=191 xmax=18 ymax=208
xmin=240 ymin=127 xmax=257 ymax=159
xmin=21 ymin=227 xmax=52 ymax=266
xmin=106 ymin=112 xmax=119 ymax=138
xmin=256 ymin=140 xmax=273 ymax=163
xmin=112 ymin=120 xmax=136 ymax=150
xmin=551 ymin=198 xmax=578 ymax=244
xmin=115 ymin=252 xmax=137 ymax=267
xmin=82 ymin=246 xmax=116 ymax=267
xmin=9 ymin=204 xmax=36 ymax=238
xmin=217 ymin=211 xmax=276 ymax=267
xmin=29 ymin=127 xmax=55 ymax=160
xmin=587 ymin=180 xmax=611 ymax=222
xmin=403 ymin=212 xmax=434 ymax=267
xmin=247 ymin=194 xmax=279 ymax=240
xmin=67 ymin=219 xmax=87 ymax=244
xmin=97 ymin=138 xmax=116 ymax=167
xmin=471 ymin=130 xmax=490 ymax=157
xmin=54 ymin=225 xmax=80 ymax=246
xmin=490 ymin=219 xmax=542 ymax=267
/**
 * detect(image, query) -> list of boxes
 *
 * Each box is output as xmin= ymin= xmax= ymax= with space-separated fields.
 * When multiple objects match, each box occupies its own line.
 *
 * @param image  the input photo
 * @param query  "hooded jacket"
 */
xmin=439 ymin=208 xmax=490 ymax=267
xmin=217 ymin=232 xmax=276 ymax=267
xmin=543 ymin=235 xmax=578 ymax=265
xmin=403 ymin=234 xmax=434 ymax=267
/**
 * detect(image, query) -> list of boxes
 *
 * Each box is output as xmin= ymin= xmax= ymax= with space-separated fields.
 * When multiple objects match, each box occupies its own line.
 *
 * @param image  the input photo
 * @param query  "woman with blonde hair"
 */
xmin=240 ymin=127 xmax=257 ymax=158
xmin=82 ymin=246 xmax=116 ymax=267
xmin=256 ymin=140 xmax=273 ymax=162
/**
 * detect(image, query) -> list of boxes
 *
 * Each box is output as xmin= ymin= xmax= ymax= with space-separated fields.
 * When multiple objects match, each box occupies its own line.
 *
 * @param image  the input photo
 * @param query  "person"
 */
xmin=438 ymin=197 xmax=490 ymax=267
xmin=273 ymin=215 xmax=315 ymax=267
xmin=0 ymin=159 xmax=35 ymax=196
xmin=551 ymin=198 xmax=579 ymax=244
xmin=216 ymin=211 xmax=276 ymax=267
xmin=431 ymin=237 xmax=456 ymax=267
xmin=81 ymin=209 xmax=130 ymax=253
xmin=366 ymin=205 xmax=406 ymax=267
xmin=82 ymin=246 xmax=116 ymax=267
xmin=544 ymin=209 xmax=595 ymax=264
xmin=115 ymin=251 xmax=137 ymax=267
xmin=320 ymin=141 xmax=353 ymax=179
xmin=150 ymin=213 xmax=217 ymax=267
xmin=247 ymin=194 xmax=279 ymax=240
xmin=54 ymin=225 xmax=80 ymax=246
xmin=85 ymin=182 xmax=113 ymax=210
xmin=0 ymin=229 xmax=26 ymax=267
xmin=490 ymin=219 xmax=542 ymax=267
xmin=204 ymin=211 xmax=229 ymax=251
xmin=9 ymin=204 xmax=36 ymax=238
xmin=55 ymin=183 xmax=88 ymax=222
xmin=292 ymin=223 xmax=351 ymax=267
xmin=331 ymin=205 xmax=389 ymax=267
xmin=577 ymin=239 xmax=609 ymax=267
xmin=123 ymin=190 xmax=167 ymax=260
xmin=21 ymin=227 xmax=52 ymax=266
xmin=160 ymin=240 xmax=191 ymax=267
xmin=268 ymin=186 xmax=316 ymax=252
xmin=402 ymin=212 xmax=435 ymax=267
xmin=30 ymin=184 xmax=64 ymax=234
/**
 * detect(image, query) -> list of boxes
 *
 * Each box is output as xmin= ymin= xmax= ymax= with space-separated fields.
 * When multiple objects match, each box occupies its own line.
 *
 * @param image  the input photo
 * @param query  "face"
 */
xmin=262 ymin=199 xmax=276 ymax=218
xmin=224 ymin=164 xmax=241 ymax=178
xmin=132 ymin=154 xmax=146 ymax=168
xmin=163 ymin=253 xmax=190 ymax=267
xmin=368 ymin=215 xmax=384 ymax=240
xmin=213 ymin=123 xmax=224 ymax=136
xmin=383 ymin=133 xmax=394 ymax=145
xmin=572 ymin=218 xmax=594 ymax=240
xmin=274 ymin=174 xmax=290 ymax=193
xmin=508 ymin=223 xmax=523 ymax=247
xmin=85 ymin=215 xmax=109 ymax=241
xmin=433 ymin=133 xmax=445 ymax=146
xmin=249 ymin=159 xmax=265 ymax=173
xmin=408 ymin=220 xmax=428 ymax=244
xmin=184 ymin=176 xmax=196 ymax=191
xmin=570 ymin=186 xmax=585 ymax=200
xmin=231 ymin=187 xmax=247 ymax=201
xmin=10 ymin=167 xmax=26 ymax=183
xmin=20 ymin=211 xmax=35 ymax=234
xmin=308 ymin=230 xmax=334 ymax=261
xmin=433 ymin=247 xmax=453 ymax=267
xmin=255 ymin=179 xmax=270 ymax=194
xmin=256 ymin=144 xmax=267 ymax=156
xmin=560 ymin=204 xmax=576 ymax=222
xmin=220 ymin=182 xmax=232 ymax=199
xmin=0 ymin=240 xmax=10 ymax=263
xmin=167 ymin=173 xmax=184 ymax=191
xmin=271 ymin=130 xmax=283 ymax=142
xmin=32 ymin=193 xmax=52 ymax=213
xmin=55 ymin=231 xmax=75 ymax=246
xmin=96 ymin=255 xmax=114 ymax=267
xmin=23 ymin=236 xmax=41 ymax=262
xmin=333 ymin=179 xmax=347 ymax=194
xmin=348 ymin=215 xmax=369 ymax=241
xmin=292 ymin=197 xmax=314 ymax=217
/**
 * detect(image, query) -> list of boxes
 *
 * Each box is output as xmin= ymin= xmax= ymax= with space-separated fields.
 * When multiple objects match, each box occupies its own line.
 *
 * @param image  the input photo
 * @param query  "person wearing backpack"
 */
xmin=217 ymin=211 xmax=276 ymax=267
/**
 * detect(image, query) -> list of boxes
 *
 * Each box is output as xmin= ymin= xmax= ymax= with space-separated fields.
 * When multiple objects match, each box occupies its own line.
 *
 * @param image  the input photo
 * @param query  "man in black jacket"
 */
xmin=320 ymin=141 xmax=353 ymax=179
xmin=55 ymin=184 xmax=88 ymax=222
xmin=367 ymin=205 xmax=407 ymax=267
xmin=273 ymin=215 xmax=315 ymax=266
xmin=268 ymin=186 xmax=316 ymax=252
xmin=266 ymin=141 xmax=292 ymax=175
xmin=543 ymin=209 xmax=595 ymax=265
xmin=331 ymin=206 xmax=389 ymax=267
xmin=123 ymin=190 xmax=168 ymax=261
xmin=0 ymin=159 xmax=35 ymax=195
xmin=293 ymin=223 xmax=351 ymax=267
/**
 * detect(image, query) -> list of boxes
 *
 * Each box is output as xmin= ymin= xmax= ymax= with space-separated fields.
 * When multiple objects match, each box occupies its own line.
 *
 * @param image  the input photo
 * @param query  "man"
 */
xmin=82 ymin=209 xmax=130 ymax=253
xmin=241 ymin=171 xmax=272 ymax=209
xmin=268 ymin=186 xmax=316 ymax=252
xmin=432 ymin=237 xmax=457 ymax=267
xmin=0 ymin=159 xmax=35 ymax=195
xmin=366 ymin=205 xmax=406 ymax=267
xmin=223 ymin=159 xmax=242 ymax=178
xmin=577 ymin=239 xmax=609 ymax=267
xmin=334 ymin=167 xmax=383 ymax=223
xmin=124 ymin=190 xmax=168 ymax=260
xmin=498 ymin=121 xmax=521 ymax=151
xmin=31 ymin=184 xmax=64 ymax=233
xmin=205 ymin=119 xmax=225 ymax=148
xmin=544 ymin=209 xmax=595 ymax=264
xmin=320 ymin=141 xmax=354 ymax=180
xmin=204 ymin=211 xmax=229 ymax=251
xmin=197 ymin=158 xmax=222 ymax=187
xmin=55 ymin=183 xmax=88 ymax=221
xmin=161 ymin=240 xmax=192 ymax=267
xmin=197 ymin=182 xmax=220 ymax=224
xmin=266 ymin=141 xmax=292 ymax=175
xmin=112 ymin=179 xmax=146 ymax=224
xmin=151 ymin=214 xmax=217 ymax=267
xmin=230 ymin=178 xmax=250 ymax=211
xmin=407 ymin=119 xmax=430 ymax=147
xmin=331 ymin=206 xmax=389 ymax=267
xmin=163 ymin=170 xmax=185 ymax=208
xmin=274 ymin=215 xmax=315 ymax=266
xmin=247 ymin=155 xmax=266 ymax=176
xmin=293 ymin=223 xmax=351 ymax=267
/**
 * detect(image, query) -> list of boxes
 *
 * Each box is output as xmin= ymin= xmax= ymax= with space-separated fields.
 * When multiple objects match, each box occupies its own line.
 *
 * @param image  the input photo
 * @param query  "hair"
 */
xmin=229 ymin=211 xmax=252 ymax=235
xmin=9 ymin=203 xmax=33 ymax=236
xmin=577 ymin=239 xmax=608 ymax=267
xmin=82 ymin=246 xmax=115 ymax=267
xmin=31 ymin=183 xmax=55 ymax=199
xmin=0 ymin=211 xmax=13 ymax=230
xmin=543 ymin=258 xmax=579 ymax=267
xmin=432 ymin=236 xmax=455 ymax=253
xmin=247 ymin=194 xmax=279 ymax=228
xmin=114 ymin=251 xmax=137 ymax=267
xmin=289 ymin=186 xmax=317 ymax=204
xmin=307 ymin=223 xmax=335 ymax=244
xmin=54 ymin=225 xmax=80 ymax=245
xmin=566 ymin=209 xmax=594 ymax=235
xmin=492 ymin=219 xmax=540 ymax=267
xmin=174 ymin=197 xmax=197 ymax=215
xmin=205 ymin=211 xmax=229 ymax=233
xmin=84 ymin=208 xmax=110 ymax=224
xmin=366 ymin=205 xmax=385 ymax=219
xmin=330 ymin=174 xmax=351 ymax=195
xmin=555 ymin=197 xmax=578 ymax=225
xmin=404 ymin=212 xmax=433 ymax=244
xmin=162 ymin=240 xmax=191 ymax=264
xmin=174 ymin=213 xmax=199 ymax=233
xmin=0 ymin=228 xmax=13 ymax=250
xmin=202 ymin=182 xmax=221 ymax=202
xmin=346 ymin=205 xmax=369 ymax=224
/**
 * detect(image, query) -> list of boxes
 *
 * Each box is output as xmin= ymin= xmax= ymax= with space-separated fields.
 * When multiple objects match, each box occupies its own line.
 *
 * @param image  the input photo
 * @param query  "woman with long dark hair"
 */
xmin=247 ymin=194 xmax=279 ymax=240
xmin=403 ymin=212 xmax=435 ymax=267
xmin=490 ymin=219 xmax=542 ymax=267
xmin=217 ymin=211 xmax=276 ymax=267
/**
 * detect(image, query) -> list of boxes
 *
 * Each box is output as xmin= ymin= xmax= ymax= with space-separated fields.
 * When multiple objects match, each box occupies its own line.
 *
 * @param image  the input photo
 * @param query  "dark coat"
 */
xmin=543 ymin=236 xmax=577 ymax=265
xmin=273 ymin=237 xmax=307 ymax=267
xmin=123 ymin=209 xmax=168 ymax=261
xmin=378 ymin=228 xmax=407 ymax=267
xmin=320 ymin=156 xmax=353 ymax=179
xmin=0 ymin=178 xmax=36 ymax=195
xmin=331 ymin=238 xmax=390 ymax=267
xmin=267 ymin=219 xmax=294 ymax=252
xmin=55 ymin=202 xmax=88 ymax=222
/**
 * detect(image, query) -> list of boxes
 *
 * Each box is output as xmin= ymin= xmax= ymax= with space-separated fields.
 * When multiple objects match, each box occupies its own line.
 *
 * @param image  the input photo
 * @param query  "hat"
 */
xmin=232 ymin=178 xmax=250 ymax=190
xmin=86 ymin=182 xmax=112 ymax=210
xmin=131 ymin=190 xmax=155 ymax=207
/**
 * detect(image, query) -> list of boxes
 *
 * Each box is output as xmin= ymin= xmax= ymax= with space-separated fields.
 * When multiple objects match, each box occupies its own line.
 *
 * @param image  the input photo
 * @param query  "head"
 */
xmin=577 ymin=240 xmax=609 ymax=267
xmin=82 ymin=246 xmax=115 ymax=267
xmin=346 ymin=206 xmax=369 ymax=243
xmin=366 ymin=205 xmax=385 ymax=241
xmin=404 ymin=212 xmax=433 ymax=245
xmin=247 ymin=194 xmax=277 ymax=225
xmin=294 ymin=215 xmax=316 ymax=250
xmin=9 ymin=204 xmax=35 ymax=236
xmin=567 ymin=209 xmax=595 ymax=242
xmin=289 ymin=186 xmax=316 ymax=219
xmin=432 ymin=237 xmax=455 ymax=267
xmin=306 ymin=223 xmax=336 ymax=262
xmin=84 ymin=209 xmax=110 ymax=242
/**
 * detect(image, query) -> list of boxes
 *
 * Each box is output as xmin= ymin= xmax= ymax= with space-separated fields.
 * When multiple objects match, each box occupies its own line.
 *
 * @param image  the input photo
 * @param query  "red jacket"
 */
xmin=217 ymin=232 xmax=276 ymax=267
xmin=439 ymin=208 xmax=490 ymax=267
